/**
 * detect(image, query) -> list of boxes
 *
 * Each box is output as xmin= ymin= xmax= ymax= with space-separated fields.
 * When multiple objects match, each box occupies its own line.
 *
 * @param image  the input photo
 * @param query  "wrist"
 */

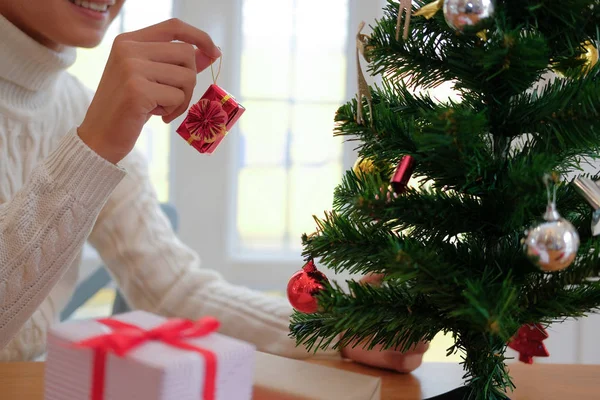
xmin=77 ymin=127 xmax=123 ymax=165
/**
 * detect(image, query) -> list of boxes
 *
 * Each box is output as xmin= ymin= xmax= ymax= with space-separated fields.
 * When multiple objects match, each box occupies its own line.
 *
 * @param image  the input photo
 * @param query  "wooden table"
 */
xmin=1 ymin=360 xmax=599 ymax=399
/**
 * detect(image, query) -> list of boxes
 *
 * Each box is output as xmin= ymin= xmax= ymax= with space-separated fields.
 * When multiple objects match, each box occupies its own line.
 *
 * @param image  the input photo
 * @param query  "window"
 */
xmin=170 ymin=0 xmax=383 ymax=290
xmin=233 ymin=0 xmax=348 ymax=256
xmin=68 ymin=0 xmax=174 ymax=202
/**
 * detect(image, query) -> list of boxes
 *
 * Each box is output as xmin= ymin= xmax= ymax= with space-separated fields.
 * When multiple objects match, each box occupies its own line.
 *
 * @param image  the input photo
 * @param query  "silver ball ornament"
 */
xmin=443 ymin=0 xmax=495 ymax=33
xmin=524 ymin=204 xmax=580 ymax=272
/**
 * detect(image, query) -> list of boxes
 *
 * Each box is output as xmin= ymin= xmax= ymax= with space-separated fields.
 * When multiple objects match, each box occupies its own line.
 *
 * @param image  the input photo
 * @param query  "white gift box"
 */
xmin=44 ymin=311 xmax=255 ymax=400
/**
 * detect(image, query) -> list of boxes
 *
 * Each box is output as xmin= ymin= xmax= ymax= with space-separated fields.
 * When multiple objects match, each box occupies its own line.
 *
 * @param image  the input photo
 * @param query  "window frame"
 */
xmin=170 ymin=0 xmax=387 ymax=290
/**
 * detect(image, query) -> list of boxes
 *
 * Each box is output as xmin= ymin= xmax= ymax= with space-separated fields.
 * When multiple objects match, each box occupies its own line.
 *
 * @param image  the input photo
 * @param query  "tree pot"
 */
xmin=425 ymin=386 xmax=510 ymax=400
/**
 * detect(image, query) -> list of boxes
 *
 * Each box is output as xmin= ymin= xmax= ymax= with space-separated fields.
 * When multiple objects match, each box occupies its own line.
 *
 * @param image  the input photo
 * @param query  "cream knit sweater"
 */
xmin=0 ymin=15 xmax=328 ymax=361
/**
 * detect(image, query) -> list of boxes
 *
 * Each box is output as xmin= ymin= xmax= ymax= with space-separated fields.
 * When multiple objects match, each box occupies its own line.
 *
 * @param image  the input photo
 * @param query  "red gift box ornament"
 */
xmin=178 ymin=56 xmax=245 ymax=154
xmin=178 ymin=84 xmax=245 ymax=154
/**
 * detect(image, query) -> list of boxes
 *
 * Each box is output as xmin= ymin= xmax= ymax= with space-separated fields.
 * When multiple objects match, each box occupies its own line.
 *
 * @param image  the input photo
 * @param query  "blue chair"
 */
xmin=60 ymin=203 xmax=179 ymax=321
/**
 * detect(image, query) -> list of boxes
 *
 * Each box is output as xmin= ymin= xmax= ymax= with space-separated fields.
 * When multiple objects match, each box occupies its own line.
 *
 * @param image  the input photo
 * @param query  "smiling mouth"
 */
xmin=68 ymin=0 xmax=115 ymax=13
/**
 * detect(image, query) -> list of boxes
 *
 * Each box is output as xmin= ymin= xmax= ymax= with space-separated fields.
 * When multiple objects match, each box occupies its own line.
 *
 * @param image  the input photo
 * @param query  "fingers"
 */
xmin=143 ymin=61 xmax=197 ymax=121
xmin=383 ymin=350 xmax=426 ymax=374
xmin=142 ymin=41 xmax=216 ymax=74
xmin=341 ymin=343 xmax=390 ymax=370
xmin=384 ymin=341 xmax=429 ymax=373
xmin=341 ymin=339 xmax=429 ymax=374
xmin=360 ymin=273 xmax=385 ymax=286
xmin=119 ymin=41 xmax=212 ymax=74
xmin=196 ymin=50 xmax=217 ymax=73
xmin=118 ymin=18 xmax=221 ymax=59
xmin=409 ymin=341 xmax=430 ymax=354
xmin=141 ymin=81 xmax=186 ymax=115
xmin=133 ymin=42 xmax=197 ymax=71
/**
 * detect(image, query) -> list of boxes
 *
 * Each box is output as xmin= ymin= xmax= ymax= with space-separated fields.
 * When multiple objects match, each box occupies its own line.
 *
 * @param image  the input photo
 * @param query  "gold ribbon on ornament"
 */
xmin=221 ymin=94 xmax=232 ymax=104
xmin=413 ymin=0 xmax=443 ymax=19
xmin=356 ymin=21 xmax=373 ymax=126
xmin=186 ymin=125 xmax=227 ymax=145
xmin=187 ymin=125 xmax=227 ymax=145
xmin=396 ymin=0 xmax=413 ymax=41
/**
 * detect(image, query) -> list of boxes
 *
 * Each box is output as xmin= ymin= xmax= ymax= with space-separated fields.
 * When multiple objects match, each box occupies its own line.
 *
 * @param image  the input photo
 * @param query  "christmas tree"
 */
xmin=286 ymin=1 xmax=600 ymax=399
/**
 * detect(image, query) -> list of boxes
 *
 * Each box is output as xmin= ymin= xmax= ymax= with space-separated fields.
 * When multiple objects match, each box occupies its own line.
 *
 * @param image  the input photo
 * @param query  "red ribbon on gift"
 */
xmin=75 ymin=316 xmax=221 ymax=400
xmin=185 ymin=99 xmax=228 ymax=145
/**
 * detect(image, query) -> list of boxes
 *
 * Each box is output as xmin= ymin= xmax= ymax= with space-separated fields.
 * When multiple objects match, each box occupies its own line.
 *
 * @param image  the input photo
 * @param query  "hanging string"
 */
xmin=543 ymin=173 xmax=558 ymax=207
xmin=210 ymin=51 xmax=223 ymax=85
xmin=356 ymin=22 xmax=373 ymax=126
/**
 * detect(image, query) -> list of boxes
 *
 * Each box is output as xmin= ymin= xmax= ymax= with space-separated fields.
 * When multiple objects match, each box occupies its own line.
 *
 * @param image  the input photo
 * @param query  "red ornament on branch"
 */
xmin=391 ymin=155 xmax=416 ymax=194
xmin=508 ymin=323 xmax=550 ymax=364
xmin=287 ymin=259 xmax=329 ymax=314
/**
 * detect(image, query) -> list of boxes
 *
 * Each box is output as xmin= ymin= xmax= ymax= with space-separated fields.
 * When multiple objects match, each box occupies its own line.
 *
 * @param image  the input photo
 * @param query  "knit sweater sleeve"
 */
xmin=87 ymin=148 xmax=339 ymax=359
xmin=0 ymin=129 xmax=125 ymax=349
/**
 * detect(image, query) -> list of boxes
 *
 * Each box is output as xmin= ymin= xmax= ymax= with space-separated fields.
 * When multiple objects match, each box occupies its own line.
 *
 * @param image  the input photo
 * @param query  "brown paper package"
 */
xmin=253 ymin=352 xmax=382 ymax=400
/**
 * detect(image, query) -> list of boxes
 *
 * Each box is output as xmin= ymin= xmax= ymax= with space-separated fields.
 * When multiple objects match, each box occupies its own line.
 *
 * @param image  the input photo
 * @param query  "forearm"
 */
xmin=0 ymin=128 xmax=124 ymax=349
xmin=92 ymin=219 xmax=335 ymax=359
xmin=166 ymin=274 xmax=340 ymax=359
xmin=88 ymin=148 xmax=339 ymax=359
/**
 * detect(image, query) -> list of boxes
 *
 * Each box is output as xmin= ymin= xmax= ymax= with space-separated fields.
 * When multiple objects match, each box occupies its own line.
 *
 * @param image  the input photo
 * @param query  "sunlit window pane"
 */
xmin=290 ymin=103 xmax=343 ymax=164
xmin=288 ymin=164 xmax=342 ymax=250
xmin=237 ymin=167 xmax=287 ymax=249
xmin=240 ymin=101 xmax=289 ymax=166
xmin=242 ymin=0 xmax=294 ymax=39
xmin=236 ymin=0 xmax=349 ymax=254
xmin=241 ymin=0 xmax=292 ymax=100
xmin=293 ymin=52 xmax=346 ymax=102
xmin=240 ymin=51 xmax=292 ymax=99
xmin=295 ymin=0 xmax=348 ymax=51
xmin=122 ymin=1 xmax=173 ymax=31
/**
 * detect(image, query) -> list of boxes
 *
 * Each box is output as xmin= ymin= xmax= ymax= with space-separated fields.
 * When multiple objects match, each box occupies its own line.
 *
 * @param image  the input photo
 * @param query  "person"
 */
xmin=0 ymin=0 xmax=428 ymax=371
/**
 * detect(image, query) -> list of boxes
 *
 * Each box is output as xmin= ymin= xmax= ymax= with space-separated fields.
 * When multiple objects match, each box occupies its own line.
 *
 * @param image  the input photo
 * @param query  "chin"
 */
xmin=43 ymin=0 xmax=123 ymax=49
xmin=60 ymin=31 xmax=107 ymax=48
xmin=63 ymin=35 xmax=104 ymax=49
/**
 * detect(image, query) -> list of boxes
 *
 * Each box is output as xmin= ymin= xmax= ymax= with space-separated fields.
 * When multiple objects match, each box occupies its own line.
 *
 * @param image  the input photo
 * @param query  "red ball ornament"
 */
xmin=508 ymin=323 xmax=550 ymax=364
xmin=287 ymin=259 xmax=328 ymax=314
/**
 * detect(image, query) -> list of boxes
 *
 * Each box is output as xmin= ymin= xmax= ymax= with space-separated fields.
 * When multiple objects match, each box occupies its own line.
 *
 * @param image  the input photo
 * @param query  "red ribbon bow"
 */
xmin=185 ymin=99 xmax=228 ymax=144
xmin=76 ymin=316 xmax=221 ymax=400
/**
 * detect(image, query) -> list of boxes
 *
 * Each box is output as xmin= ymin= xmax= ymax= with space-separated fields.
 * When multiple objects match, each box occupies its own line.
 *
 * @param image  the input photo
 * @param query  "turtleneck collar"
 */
xmin=0 ymin=13 xmax=77 ymax=109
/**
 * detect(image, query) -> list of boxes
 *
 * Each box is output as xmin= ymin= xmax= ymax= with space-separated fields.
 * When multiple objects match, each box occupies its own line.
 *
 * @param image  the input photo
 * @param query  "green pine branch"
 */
xmin=504 ymin=68 xmax=600 ymax=156
xmin=502 ymin=0 xmax=598 ymax=51
xmin=290 ymin=280 xmax=442 ymax=353
xmin=293 ymin=1 xmax=600 ymax=398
